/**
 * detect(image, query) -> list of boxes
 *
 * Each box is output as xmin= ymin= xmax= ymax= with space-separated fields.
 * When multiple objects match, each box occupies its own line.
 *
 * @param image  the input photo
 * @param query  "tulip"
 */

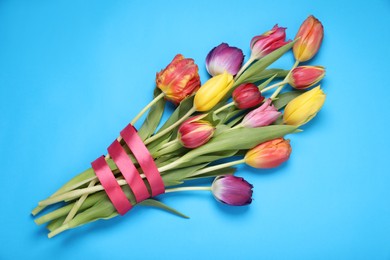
xmin=211 ymin=175 xmax=253 ymax=206
xmin=283 ymin=86 xmax=326 ymax=126
xmin=288 ymin=66 xmax=325 ymax=90
xmin=293 ymin=15 xmax=324 ymax=62
xmin=178 ymin=115 xmax=215 ymax=148
xmin=206 ymin=43 xmax=244 ymax=76
xmin=245 ymin=138 xmax=292 ymax=168
xmin=250 ymin=25 xmax=291 ymax=60
xmin=232 ymin=83 xmax=264 ymax=109
xmin=194 ymin=71 xmax=234 ymax=112
xmin=241 ymin=99 xmax=281 ymax=128
xmin=156 ymin=54 xmax=201 ymax=105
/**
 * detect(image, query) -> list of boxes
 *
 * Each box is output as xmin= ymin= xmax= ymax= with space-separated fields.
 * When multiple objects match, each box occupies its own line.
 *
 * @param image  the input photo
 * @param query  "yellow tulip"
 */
xmin=283 ymin=86 xmax=326 ymax=126
xmin=194 ymin=71 xmax=234 ymax=111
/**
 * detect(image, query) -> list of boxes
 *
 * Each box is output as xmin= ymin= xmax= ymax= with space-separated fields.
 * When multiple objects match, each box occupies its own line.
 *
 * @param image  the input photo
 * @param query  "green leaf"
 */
xmin=257 ymin=74 xmax=278 ymax=91
xmin=176 ymin=125 xmax=297 ymax=165
xmin=138 ymin=88 xmax=166 ymax=141
xmin=47 ymin=216 xmax=66 ymax=231
xmin=234 ymin=41 xmax=295 ymax=87
xmin=226 ymin=114 xmax=245 ymax=127
xmin=147 ymin=95 xmax=195 ymax=148
xmin=139 ymin=199 xmax=189 ymax=219
xmin=244 ymin=69 xmax=289 ymax=85
xmin=273 ymin=90 xmax=303 ymax=110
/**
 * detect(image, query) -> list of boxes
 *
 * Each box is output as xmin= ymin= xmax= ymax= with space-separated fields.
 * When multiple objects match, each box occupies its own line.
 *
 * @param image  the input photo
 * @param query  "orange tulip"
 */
xmin=245 ymin=138 xmax=292 ymax=168
xmin=156 ymin=54 xmax=201 ymax=105
xmin=293 ymin=15 xmax=324 ymax=62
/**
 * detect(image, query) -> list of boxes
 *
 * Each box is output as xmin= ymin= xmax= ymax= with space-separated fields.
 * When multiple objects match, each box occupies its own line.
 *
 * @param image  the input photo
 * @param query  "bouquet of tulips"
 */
xmin=32 ymin=15 xmax=326 ymax=238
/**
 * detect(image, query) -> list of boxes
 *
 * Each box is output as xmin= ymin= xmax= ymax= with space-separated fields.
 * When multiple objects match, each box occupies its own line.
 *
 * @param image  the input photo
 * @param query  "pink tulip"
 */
xmin=241 ymin=99 xmax=281 ymax=127
xmin=250 ymin=25 xmax=291 ymax=60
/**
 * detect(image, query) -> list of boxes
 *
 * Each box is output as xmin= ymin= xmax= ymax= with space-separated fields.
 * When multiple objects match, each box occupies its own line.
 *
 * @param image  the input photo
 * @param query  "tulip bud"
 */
xmin=241 ymin=99 xmax=281 ymax=128
xmin=156 ymin=54 xmax=201 ymax=105
xmin=283 ymin=86 xmax=326 ymax=126
xmin=194 ymin=71 xmax=234 ymax=112
xmin=178 ymin=115 xmax=214 ymax=148
xmin=250 ymin=25 xmax=291 ymax=60
xmin=293 ymin=15 xmax=324 ymax=62
xmin=245 ymin=138 xmax=292 ymax=168
xmin=211 ymin=175 xmax=253 ymax=206
xmin=206 ymin=43 xmax=244 ymax=76
xmin=288 ymin=66 xmax=325 ymax=90
xmin=232 ymin=83 xmax=264 ymax=109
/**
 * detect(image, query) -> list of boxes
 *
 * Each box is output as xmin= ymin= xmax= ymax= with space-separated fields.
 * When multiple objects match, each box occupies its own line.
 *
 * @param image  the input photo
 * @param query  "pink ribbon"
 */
xmin=107 ymin=140 xmax=149 ymax=203
xmin=120 ymin=124 xmax=165 ymax=197
xmin=91 ymin=156 xmax=132 ymax=215
xmin=91 ymin=124 xmax=164 ymax=215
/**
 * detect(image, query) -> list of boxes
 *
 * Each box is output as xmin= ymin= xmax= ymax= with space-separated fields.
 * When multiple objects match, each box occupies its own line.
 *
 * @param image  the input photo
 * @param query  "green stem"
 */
xmin=48 ymin=223 xmax=69 ymax=238
xmin=270 ymin=60 xmax=299 ymax=100
xmin=131 ymin=92 xmax=165 ymax=125
xmin=193 ymin=159 xmax=245 ymax=176
xmin=144 ymin=107 xmax=196 ymax=145
xmin=214 ymin=102 xmax=235 ymax=115
xmin=261 ymin=80 xmax=287 ymax=93
xmin=152 ymin=139 xmax=182 ymax=158
xmin=39 ymin=180 xmax=128 ymax=206
xmin=165 ymin=186 xmax=212 ymax=193
xmin=160 ymin=139 xmax=179 ymax=150
xmin=234 ymin=56 xmax=255 ymax=80
xmin=62 ymin=178 xmax=97 ymax=224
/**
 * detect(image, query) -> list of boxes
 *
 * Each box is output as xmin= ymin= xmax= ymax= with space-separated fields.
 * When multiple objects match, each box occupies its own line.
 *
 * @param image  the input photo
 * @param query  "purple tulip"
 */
xmin=242 ymin=99 xmax=281 ymax=128
xmin=206 ymin=43 xmax=244 ymax=76
xmin=211 ymin=175 xmax=253 ymax=206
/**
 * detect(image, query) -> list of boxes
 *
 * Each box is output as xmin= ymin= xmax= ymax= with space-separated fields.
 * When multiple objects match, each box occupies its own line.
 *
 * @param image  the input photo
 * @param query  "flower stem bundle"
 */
xmin=32 ymin=15 xmax=326 ymax=238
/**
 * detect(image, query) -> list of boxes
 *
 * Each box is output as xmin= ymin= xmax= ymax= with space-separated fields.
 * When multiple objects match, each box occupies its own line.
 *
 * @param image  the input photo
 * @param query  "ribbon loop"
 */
xmin=107 ymin=140 xmax=150 ymax=203
xmin=91 ymin=156 xmax=132 ymax=215
xmin=120 ymin=124 xmax=165 ymax=197
xmin=91 ymin=125 xmax=164 ymax=215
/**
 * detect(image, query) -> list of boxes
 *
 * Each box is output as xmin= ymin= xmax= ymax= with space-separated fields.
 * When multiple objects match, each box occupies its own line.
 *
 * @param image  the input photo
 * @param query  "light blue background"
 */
xmin=1 ymin=0 xmax=389 ymax=259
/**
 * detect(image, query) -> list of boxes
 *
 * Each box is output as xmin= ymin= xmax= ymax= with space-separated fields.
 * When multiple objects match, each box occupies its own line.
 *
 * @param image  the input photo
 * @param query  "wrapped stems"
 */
xmin=38 ymin=160 xmax=244 ymax=207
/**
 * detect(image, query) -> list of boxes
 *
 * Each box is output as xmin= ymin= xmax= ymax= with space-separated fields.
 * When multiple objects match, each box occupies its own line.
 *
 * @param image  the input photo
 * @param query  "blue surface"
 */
xmin=1 ymin=0 xmax=390 ymax=259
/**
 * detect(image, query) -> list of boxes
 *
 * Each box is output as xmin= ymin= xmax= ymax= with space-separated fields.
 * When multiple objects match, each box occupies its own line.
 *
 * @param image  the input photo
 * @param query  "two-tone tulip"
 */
xmin=245 ymin=138 xmax=292 ymax=168
xmin=288 ymin=66 xmax=325 ymax=90
xmin=178 ymin=115 xmax=214 ymax=148
xmin=283 ymin=86 xmax=326 ymax=126
xmin=293 ymin=15 xmax=324 ymax=62
xmin=211 ymin=175 xmax=253 ymax=206
xmin=194 ymin=71 xmax=234 ymax=111
xmin=206 ymin=43 xmax=244 ymax=76
xmin=156 ymin=54 xmax=201 ymax=105
xmin=250 ymin=25 xmax=291 ymax=60
xmin=232 ymin=83 xmax=264 ymax=109
xmin=241 ymin=99 xmax=281 ymax=128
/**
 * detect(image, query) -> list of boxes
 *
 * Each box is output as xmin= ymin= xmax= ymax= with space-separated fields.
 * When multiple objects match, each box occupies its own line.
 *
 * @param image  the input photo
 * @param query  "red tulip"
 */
xmin=178 ymin=115 xmax=214 ymax=148
xmin=232 ymin=83 xmax=264 ymax=110
xmin=288 ymin=66 xmax=325 ymax=89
